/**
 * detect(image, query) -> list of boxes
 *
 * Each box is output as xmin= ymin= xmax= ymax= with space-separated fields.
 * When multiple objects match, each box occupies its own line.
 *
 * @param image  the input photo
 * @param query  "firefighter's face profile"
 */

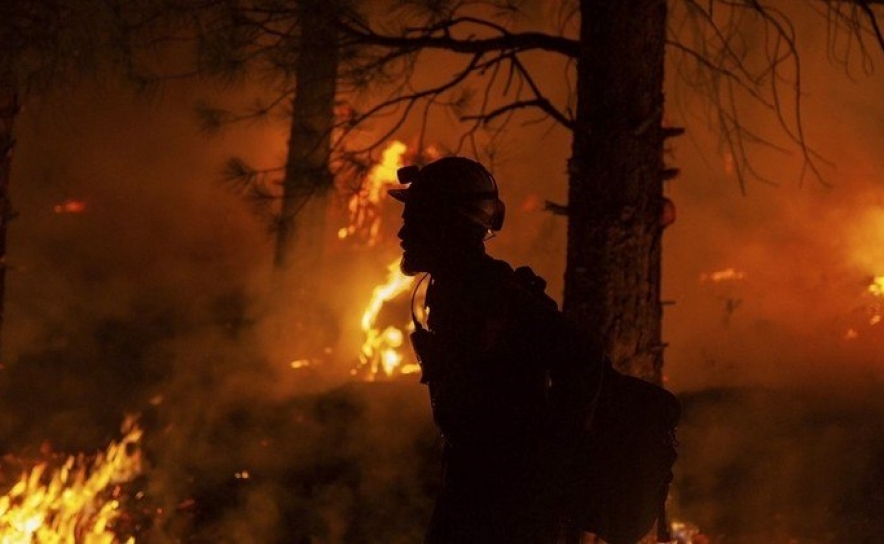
xmin=398 ymin=199 xmax=471 ymax=276
xmin=398 ymin=200 xmax=438 ymax=276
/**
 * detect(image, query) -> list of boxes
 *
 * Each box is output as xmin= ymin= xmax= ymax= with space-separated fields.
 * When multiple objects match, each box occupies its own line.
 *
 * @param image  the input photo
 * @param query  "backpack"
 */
xmin=571 ymin=364 xmax=681 ymax=543
xmin=512 ymin=267 xmax=681 ymax=544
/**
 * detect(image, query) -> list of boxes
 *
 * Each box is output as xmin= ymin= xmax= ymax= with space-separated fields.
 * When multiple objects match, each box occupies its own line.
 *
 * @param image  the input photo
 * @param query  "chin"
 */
xmin=400 ymin=252 xmax=429 ymax=276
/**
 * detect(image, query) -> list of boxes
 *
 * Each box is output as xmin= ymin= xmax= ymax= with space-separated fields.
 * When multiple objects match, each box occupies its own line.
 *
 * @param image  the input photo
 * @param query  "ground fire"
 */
xmin=0 ymin=418 xmax=142 ymax=543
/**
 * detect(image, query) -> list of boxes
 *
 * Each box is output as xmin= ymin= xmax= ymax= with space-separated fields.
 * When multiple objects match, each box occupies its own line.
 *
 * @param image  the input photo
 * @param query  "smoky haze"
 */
xmin=0 ymin=1 xmax=883 ymax=541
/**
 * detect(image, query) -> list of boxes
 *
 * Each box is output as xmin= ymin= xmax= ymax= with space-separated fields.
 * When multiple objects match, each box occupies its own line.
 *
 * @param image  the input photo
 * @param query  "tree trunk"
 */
xmin=0 ymin=88 xmax=18 ymax=357
xmin=563 ymin=0 xmax=668 ymax=384
xmin=274 ymin=0 xmax=339 ymax=280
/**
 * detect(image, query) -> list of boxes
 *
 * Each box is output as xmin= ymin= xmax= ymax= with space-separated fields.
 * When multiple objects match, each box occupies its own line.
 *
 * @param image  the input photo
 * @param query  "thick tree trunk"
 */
xmin=0 ymin=88 xmax=17 ymax=357
xmin=563 ymin=0 xmax=668 ymax=383
xmin=274 ymin=0 xmax=339 ymax=278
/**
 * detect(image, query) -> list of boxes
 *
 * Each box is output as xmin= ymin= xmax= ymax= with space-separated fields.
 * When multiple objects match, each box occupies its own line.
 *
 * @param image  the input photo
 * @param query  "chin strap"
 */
xmin=409 ymin=273 xmax=434 ymax=384
xmin=410 ymin=272 xmax=431 ymax=332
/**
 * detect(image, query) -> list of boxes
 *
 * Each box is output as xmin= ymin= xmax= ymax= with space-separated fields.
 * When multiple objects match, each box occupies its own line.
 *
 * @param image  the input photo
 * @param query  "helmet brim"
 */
xmin=388 ymin=187 xmax=409 ymax=203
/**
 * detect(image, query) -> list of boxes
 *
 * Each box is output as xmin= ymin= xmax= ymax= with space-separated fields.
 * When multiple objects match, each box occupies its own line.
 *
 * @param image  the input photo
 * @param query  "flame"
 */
xmin=357 ymin=259 xmax=420 ymax=379
xmin=0 ymin=417 xmax=142 ymax=543
xmin=340 ymin=141 xmax=408 ymax=246
xmin=699 ymin=267 xmax=746 ymax=283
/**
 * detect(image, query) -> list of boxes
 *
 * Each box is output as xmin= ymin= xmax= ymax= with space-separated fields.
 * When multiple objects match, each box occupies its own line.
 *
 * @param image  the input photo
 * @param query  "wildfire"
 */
xmin=338 ymin=141 xmax=408 ymax=246
xmin=0 ymin=417 xmax=142 ymax=543
xmin=356 ymin=259 xmax=420 ymax=379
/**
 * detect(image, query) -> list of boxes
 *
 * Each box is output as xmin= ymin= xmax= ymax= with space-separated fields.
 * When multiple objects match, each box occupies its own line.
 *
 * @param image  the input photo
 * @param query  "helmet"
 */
xmin=388 ymin=156 xmax=506 ymax=232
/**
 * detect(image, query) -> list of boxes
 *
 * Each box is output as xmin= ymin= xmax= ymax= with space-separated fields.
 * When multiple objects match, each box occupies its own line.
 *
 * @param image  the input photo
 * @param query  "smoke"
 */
xmin=672 ymin=383 xmax=884 ymax=540
xmin=662 ymin=2 xmax=884 ymax=392
xmin=659 ymin=4 xmax=884 ymax=539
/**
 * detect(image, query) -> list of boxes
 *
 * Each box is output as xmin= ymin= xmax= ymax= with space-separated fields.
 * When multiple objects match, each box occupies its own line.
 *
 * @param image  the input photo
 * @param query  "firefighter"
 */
xmin=390 ymin=157 xmax=600 ymax=543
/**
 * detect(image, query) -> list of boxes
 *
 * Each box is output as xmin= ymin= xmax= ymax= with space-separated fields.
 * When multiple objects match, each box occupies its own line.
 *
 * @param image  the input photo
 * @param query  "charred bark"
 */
xmin=0 ymin=88 xmax=17 ymax=356
xmin=563 ymin=0 xmax=668 ymax=384
xmin=274 ymin=0 xmax=339 ymax=278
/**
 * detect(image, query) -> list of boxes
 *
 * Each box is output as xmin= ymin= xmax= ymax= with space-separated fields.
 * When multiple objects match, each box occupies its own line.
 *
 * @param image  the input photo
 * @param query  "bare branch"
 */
xmin=337 ymin=15 xmax=579 ymax=57
xmin=462 ymin=98 xmax=572 ymax=129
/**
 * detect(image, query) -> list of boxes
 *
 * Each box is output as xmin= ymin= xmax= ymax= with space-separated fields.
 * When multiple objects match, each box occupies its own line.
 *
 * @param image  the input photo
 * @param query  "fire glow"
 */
xmin=52 ymin=199 xmax=87 ymax=214
xmin=0 ymin=418 xmax=142 ymax=543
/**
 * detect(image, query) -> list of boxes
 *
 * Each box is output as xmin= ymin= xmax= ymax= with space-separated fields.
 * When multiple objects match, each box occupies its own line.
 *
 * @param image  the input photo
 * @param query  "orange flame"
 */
xmin=356 ymin=259 xmax=420 ymax=379
xmin=0 ymin=417 xmax=142 ymax=543
xmin=339 ymin=141 xmax=408 ymax=246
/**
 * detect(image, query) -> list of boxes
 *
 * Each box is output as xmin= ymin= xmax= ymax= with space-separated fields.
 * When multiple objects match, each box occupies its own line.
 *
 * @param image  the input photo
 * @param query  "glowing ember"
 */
xmin=53 ymin=199 xmax=87 ymax=214
xmin=356 ymin=259 xmax=420 ymax=379
xmin=0 ymin=417 xmax=142 ymax=543
xmin=339 ymin=141 xmax=408 ymax=246
xmin=699 ymin=267 xmax=746 ymax=283
xmin=290 ymin=359 xmax=311 ymax=369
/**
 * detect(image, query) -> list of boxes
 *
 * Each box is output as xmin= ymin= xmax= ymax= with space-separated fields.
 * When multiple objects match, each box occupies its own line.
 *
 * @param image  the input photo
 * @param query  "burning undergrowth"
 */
xmin=0 ymin=286 xmax=441 ymax=542
xmin=0 ymin=417 xmax=143 ymax=542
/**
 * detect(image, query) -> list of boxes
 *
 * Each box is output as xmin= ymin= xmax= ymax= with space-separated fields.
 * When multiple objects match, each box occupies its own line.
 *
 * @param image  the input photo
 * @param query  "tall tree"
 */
xmin=566 ymin=0 xmax=667 ymax=381
xmin=335 ymin=0 xmax=884 ymax=383
xmin=274 ymin=0 xmax=340 ymax=273
xmin=166 ymin=0 xmax=361 ymax=280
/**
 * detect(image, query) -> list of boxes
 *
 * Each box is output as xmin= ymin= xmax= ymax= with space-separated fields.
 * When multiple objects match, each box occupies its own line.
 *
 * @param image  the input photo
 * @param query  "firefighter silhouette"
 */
xmin=390 ymin=157 xmax=597 ymax=543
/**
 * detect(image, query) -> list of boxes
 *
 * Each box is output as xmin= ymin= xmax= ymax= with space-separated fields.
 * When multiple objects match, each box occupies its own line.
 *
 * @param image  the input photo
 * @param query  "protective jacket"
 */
xmin=414 ymin=255 xmax=602 ymax=543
